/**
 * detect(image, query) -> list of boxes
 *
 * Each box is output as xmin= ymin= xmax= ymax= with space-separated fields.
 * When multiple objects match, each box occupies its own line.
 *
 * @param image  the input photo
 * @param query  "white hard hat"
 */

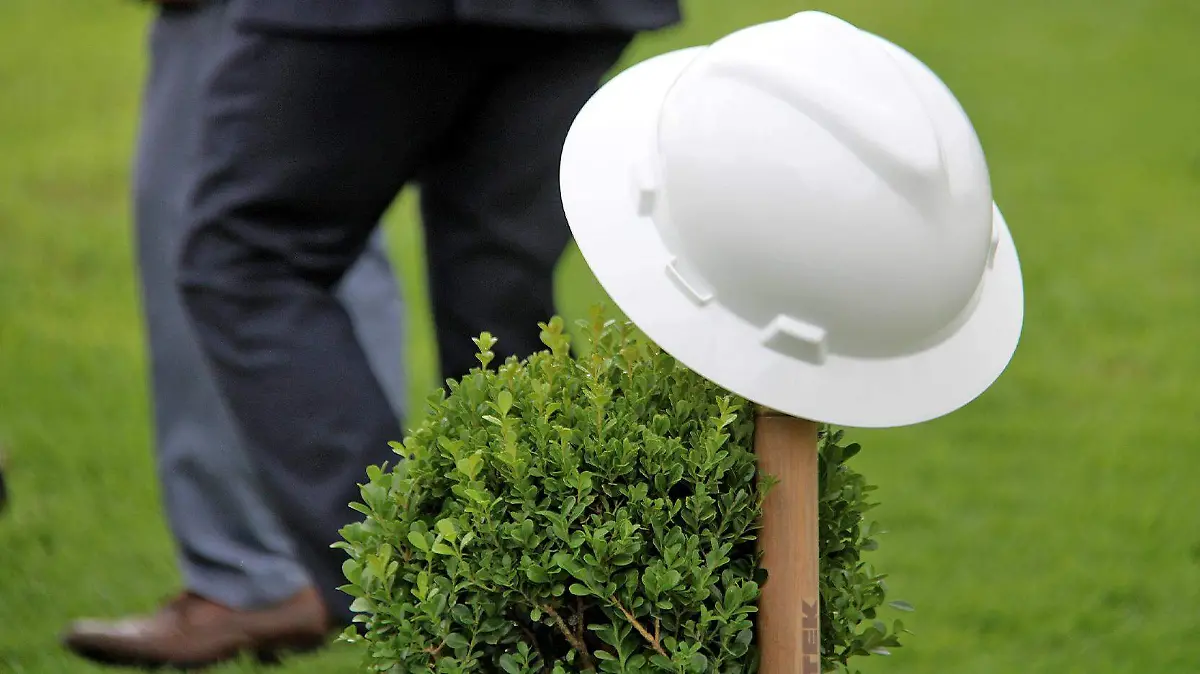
xmin=559 ymin=11 xmax=1024 ymax=428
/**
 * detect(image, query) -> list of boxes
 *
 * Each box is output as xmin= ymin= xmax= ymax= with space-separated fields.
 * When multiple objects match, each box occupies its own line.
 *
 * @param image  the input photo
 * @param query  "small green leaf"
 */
xmin=407 ymin=531 xmax=430 ymax=552
xmin=437 ymin=518 xmax=458 ymax=542
xmin=497 ymin=390 xmax=513 ymax=416
xmin=500 ymin=653 xmax=521 ymax=674
xmin=341 ymin=559 xmax=361 ymax=583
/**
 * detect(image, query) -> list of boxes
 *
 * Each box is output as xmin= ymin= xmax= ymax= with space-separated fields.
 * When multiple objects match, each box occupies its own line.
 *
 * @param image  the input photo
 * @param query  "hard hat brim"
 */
xmin=559 ymin=48 xmax=1025 ymax=428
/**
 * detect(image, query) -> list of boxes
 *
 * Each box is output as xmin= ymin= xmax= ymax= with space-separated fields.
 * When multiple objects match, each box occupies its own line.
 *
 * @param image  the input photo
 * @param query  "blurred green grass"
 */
xmin=1 ymin=1 xmax=1198 ymax=672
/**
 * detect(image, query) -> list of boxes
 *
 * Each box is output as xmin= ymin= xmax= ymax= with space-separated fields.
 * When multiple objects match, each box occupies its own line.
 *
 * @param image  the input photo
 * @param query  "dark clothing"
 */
xmin=178 ymin=16 xmax=634 ymax=623
xmin=134 ymin=0 xmax=408 ymax=610
xmin=233 ymin=0 xmax=681 ymax=33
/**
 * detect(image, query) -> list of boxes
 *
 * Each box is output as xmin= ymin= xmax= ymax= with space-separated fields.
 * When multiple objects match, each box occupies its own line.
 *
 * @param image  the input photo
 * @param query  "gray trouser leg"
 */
xmin=134 ymin=2 xmax=406 ymax=610
xmin=179 ymin=21 xmax=628 ymax=623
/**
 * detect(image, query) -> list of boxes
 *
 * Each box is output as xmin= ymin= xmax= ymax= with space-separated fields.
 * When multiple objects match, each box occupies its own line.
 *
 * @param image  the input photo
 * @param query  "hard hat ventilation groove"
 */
xmin=666 ymin=258 xmax=716 ymax=306
xmin=761 ymin=315 xmax=829 ymax=365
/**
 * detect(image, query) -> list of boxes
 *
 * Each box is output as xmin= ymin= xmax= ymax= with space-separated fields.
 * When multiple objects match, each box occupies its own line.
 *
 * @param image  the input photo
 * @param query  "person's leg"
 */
xmin=131 ymin=0 xmax=310 ymax=612
xmin=340 ymin=229 xmax=408 ymax=417
xmin=418 ymin=28 xmax=633 ymax=381
xmin=62 ymin=6 xmax=328 ymax=666
xmin=132 ymin=1 xmax=408 ymax=612
xmin=63 ymin=4 xmax=411 ymax=668
xmin=178 ymin=21 xmax=486 ymax=624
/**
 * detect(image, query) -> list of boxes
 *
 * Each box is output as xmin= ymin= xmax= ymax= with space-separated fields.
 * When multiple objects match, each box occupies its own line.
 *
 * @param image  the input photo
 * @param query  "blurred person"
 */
xmin=61 ymin=0 xmax=408 ymax=668
xmin=166 ymin=0 xmax=680 ymax=662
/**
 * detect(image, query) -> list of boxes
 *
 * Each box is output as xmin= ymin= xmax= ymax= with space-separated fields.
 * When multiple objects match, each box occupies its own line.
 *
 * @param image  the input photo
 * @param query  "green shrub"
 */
xmin=337 ymin=312 xmax=909 ymax=673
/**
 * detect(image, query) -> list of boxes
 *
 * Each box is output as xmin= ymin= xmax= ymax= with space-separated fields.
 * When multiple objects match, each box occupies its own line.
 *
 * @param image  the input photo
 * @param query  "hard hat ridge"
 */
xmin=697 ymin=11 xmax=952 ymax=217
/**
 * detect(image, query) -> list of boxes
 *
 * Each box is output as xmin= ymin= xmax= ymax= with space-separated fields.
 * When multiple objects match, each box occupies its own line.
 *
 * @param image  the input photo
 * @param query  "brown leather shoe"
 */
xmin=62 ymin=587 xmax=330 ymax=669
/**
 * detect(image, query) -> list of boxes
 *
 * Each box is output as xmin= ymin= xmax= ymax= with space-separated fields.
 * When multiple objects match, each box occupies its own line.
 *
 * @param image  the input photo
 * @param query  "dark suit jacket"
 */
xmin=233 ymin=0 xmax=682 ymax=33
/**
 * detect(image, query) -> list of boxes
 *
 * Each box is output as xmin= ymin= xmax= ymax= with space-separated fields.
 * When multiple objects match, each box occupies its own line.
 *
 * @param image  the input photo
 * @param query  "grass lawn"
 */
xmin=1 ymin=0 xmax=1198 ymax=672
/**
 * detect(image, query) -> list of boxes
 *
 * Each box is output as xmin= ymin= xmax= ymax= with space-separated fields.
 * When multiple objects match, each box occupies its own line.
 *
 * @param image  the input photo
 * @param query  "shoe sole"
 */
xmin=65 ymin=637 xmax=326 ymax=671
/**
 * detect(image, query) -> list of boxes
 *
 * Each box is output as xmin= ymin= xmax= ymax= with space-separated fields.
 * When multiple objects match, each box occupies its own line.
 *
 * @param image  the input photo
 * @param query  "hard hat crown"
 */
xmin=638 ymin=12 xmax=997 ymax=361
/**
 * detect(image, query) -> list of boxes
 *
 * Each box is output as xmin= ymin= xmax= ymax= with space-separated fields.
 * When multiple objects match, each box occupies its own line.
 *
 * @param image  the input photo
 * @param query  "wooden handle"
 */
xmin=755 ymin=411 xmax=821 ymax=673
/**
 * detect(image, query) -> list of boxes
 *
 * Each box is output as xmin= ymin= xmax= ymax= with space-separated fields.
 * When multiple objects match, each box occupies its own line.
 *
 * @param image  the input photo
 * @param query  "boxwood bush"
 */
xmin=337 ymin=312 xmax=909 ymax=673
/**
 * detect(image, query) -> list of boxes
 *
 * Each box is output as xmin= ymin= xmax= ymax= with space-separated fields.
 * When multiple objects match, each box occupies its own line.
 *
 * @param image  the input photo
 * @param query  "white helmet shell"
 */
xmin=560 ymin=11 xmax=1024 ymax=428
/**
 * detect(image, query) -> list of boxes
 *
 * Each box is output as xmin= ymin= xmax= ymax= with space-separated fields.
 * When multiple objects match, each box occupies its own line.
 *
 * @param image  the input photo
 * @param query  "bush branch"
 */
xmin=423 ymin=641 xmax=443 ymax=663
xmin=575 ymin=597 xmax=587 ymax=647
xmin=542 ymin=603 xmax=594 ymax=670
xmin=610 ymin=596 xmax=667 ymax=657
